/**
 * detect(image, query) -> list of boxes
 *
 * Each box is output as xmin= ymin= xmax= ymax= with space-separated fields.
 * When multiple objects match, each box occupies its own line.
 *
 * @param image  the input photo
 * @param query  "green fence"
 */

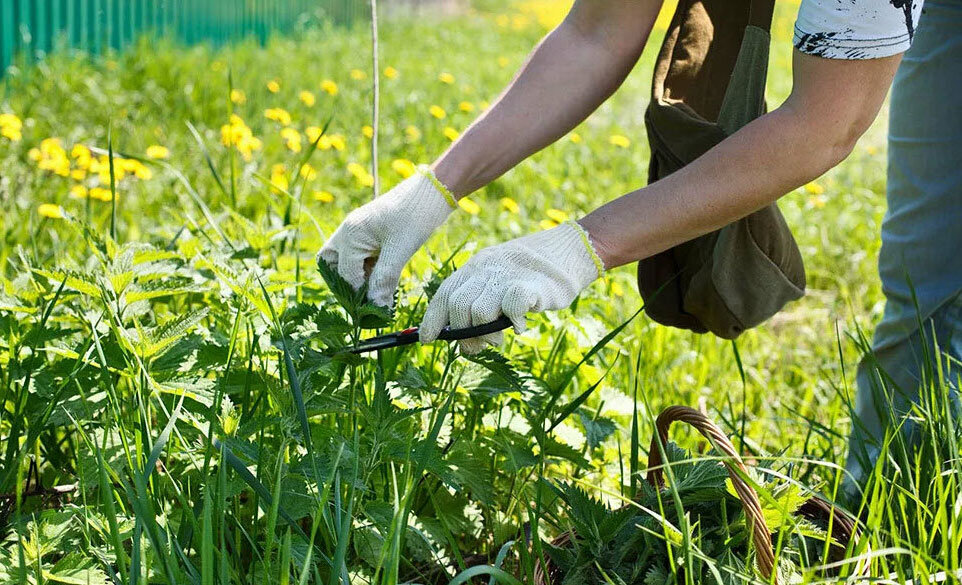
xmin=0 ymin=0 xmax=366 ymax=74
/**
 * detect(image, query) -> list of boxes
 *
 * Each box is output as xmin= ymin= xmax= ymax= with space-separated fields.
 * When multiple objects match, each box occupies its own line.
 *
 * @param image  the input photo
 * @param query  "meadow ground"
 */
xmin=0 ymin=1 xmax=959 ymax=583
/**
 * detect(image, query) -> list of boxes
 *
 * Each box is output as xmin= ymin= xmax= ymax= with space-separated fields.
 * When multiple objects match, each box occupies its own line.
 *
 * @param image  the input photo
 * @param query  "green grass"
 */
xmin=0 ymin=1 xmax=958 ymax=583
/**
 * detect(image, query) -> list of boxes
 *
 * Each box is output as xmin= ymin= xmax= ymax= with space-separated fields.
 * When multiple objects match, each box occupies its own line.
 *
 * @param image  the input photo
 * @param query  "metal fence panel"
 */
xmin=0 ymin=0 xmax=366 ymax=73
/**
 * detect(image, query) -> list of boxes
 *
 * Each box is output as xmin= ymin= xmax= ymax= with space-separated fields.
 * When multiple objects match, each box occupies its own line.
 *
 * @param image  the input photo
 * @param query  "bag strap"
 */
xmin=749 ymin=0 xmax=775 ymax=31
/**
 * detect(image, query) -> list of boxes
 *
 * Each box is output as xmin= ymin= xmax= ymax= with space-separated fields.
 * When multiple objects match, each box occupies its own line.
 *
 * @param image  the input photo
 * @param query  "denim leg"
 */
xmin=847 ymin=294 xmax=962 ymax=489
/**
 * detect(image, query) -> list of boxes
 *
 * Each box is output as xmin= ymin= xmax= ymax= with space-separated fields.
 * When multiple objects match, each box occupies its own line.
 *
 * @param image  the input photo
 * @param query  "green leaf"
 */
xmin=579 ymin=411 xmax=617 ymax=450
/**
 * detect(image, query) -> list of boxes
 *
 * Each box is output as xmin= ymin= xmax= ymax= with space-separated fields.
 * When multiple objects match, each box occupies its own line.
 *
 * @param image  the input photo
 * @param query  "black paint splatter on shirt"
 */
xmin=890 ymin=0 xmax=916 ymax=39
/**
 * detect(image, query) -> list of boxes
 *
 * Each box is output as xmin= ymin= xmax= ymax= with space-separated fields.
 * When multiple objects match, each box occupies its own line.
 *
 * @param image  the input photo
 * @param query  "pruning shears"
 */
xmin=347 ymin=315 xmax=514 ymax=354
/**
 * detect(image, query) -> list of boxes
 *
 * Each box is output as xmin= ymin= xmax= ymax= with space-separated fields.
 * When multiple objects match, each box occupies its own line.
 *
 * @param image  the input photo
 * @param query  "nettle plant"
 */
xmin=0 ymin=205 xmax=634 ymax=583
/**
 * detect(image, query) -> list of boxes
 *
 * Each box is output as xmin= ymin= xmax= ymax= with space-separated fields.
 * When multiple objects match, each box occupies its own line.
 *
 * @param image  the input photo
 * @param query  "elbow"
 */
xmin=781 ymin=101 xmax=874 ymax=178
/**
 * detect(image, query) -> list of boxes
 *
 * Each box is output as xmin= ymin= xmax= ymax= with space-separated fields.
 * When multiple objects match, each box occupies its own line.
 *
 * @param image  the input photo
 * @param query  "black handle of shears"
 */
xmin=437 ymin=314 xmax=514 ymax=341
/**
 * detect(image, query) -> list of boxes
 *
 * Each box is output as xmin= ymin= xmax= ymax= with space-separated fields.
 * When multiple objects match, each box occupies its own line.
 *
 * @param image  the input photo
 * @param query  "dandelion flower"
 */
xmin=405 ymin=126 xmax=421 ymax=141
xmin=0 ymin=113 xmax=22 ymax=142
xmin=438 ymin=72 xmax=455 ymax=84
xmin=69 ymin=185 xmax=88 ymax=199
xmin=480 ymin=100 xmax=490 ymax=110
xmin=28 ymin=148 xmax=41 ymax=161
xmin=611 ymin=281 xmax=624 ymax=297
xmin=459 ymin=101 xmax=475 ymax=113
xmin=497 ymin=56 xmax=510 ymax=68
xmin=328 ymin=134 xmax=346 ymax=151
xmin=500 ymin=197 xmax=519 ymax=214
xmin=569 ymin=132 xmax=582 ymax=144
xmin=299 ymin=163 xmax=317 ymax=180
xmin=280 ymin=127 xmax=303 ymax=153
xmin=383 ymin=66 xmax=399 ymax=79
xmin=306 ymin=126 xmax=324 ymax=144
xmin=314 ymin=190 xmax=335 ymax=203
xmin=146 ymin=145 xmax=170 ymax=159
xmin=539 ymin=219 xmax=558 ymax=230
xmin=70 ymin=169 xmax=86 ymax=181
xmin=267 ymin=79 xmax=281 ymax=93
xmin=38 ymin=204 xmax=64 ymax=219
xmin=804 ymin=181 xmax=825 ymax=195
xmin=230 ymin=89 xmax=246 ymax=104
xmin=362 ymin=125 xmax=374 ymax=139
xmin=350 ymin=69 xmax=366 ymax=81
xmin=429 ymin=105 xmax=447 ymax=120
xmin=347 ymin=162 xmax=375 ymax=187
xmin=270 ymin=164 xmax=289 ymax=192
xmin=90 ymin=187 xmax=113 ymax=201
xmin=546 ymin=208 xmax=568 ymax=223
xmin=299 ymin=91 xmax=316 ymax=107
xmin=264 ymin=108 xmax=292 ymax=126
xmin=609 ymin=134 xmax=631 ymax=148
xmin=458 ymin=198 xmax=481 ymax=215
xmin=809 ymin=194 xmax=827 ymax=208
xmin=443 ymin=127 xmax=460 ymax=141
xmin=391 ymin=158 xmax=416 ymax=178
xmin=320 ymin=79 xmax=339 ymax=96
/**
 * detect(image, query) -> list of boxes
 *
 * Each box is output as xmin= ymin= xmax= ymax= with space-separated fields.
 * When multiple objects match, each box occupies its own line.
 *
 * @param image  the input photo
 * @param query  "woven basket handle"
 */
xmin=645 ymin=406 xmax=776 ymax=581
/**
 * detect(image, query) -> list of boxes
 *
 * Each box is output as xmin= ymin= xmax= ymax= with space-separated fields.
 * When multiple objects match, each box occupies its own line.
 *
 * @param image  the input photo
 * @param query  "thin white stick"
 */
xmin=370 ymin=0 xmax=380 ymax=199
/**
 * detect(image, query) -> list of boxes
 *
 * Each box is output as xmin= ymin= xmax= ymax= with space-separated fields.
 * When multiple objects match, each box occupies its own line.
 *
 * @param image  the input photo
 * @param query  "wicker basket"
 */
xmin=533 ymin=406 xmax=867 ymax=584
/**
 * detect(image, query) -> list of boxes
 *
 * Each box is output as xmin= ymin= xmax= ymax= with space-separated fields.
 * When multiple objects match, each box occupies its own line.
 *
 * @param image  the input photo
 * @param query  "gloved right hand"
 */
xmin=317 ymin=165 xmax=458 ymax=308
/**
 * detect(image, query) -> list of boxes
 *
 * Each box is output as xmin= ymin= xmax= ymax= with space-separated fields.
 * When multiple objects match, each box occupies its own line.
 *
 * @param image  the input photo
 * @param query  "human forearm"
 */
xmin=433 ymin=1 xmax=661 ymax=198
xmin=580 ymin=51 xmax=901 ymax=268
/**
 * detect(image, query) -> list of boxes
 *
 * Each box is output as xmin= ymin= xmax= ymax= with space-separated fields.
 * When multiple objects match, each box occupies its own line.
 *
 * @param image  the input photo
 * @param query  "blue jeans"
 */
xmin=846 ymin=0 xmax=962 ymax=488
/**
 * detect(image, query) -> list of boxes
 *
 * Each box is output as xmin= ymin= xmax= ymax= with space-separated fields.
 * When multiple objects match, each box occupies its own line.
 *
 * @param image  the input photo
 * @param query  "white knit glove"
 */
xmin=318 ymin=166 xmax=457 ymax=307
xmin=419 ymin=221 xmax=605 ymax=354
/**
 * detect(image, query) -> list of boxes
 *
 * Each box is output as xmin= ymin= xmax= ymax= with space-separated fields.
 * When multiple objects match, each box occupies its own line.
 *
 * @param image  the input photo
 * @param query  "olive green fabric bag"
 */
xmin=636 ymin=0 xmax=806 ymax=339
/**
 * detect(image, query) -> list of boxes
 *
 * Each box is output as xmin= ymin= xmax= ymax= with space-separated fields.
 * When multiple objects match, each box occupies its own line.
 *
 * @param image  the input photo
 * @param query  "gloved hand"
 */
xmin=419 ymin=220 xmax=605 ymax=354
xmin=318 ymin=166 xmax=457 ymax=307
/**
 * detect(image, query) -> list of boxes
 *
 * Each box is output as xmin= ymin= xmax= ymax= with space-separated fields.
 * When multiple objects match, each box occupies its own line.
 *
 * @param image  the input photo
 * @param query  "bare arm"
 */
xmin=433 ymin=0 xmax=664 ymax=198
xmin=580 ymin=50 xmax=903 ymax=268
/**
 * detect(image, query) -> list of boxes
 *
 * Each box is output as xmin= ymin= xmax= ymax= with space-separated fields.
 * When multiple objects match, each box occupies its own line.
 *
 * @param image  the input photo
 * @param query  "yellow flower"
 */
xmin=313 ymin=190 xmax=335 ymax=203
xmin=497 ymin=56 xmax=510 ymax=68
xmin=429 ymin=105 xmax=446 ymax=120
xmin=230 ymin=89 xmax=246 ymax=104
xmin=306 ymin=126 xmax=324 ymax=144
xmin=500 ymin=196 xmax=520 ymax=214
xmin=328 ymin=134 xmax=346 ymax=151
xmin=438 ymin=72 xmax=455 ymax=84
xmin=38 ymin=204 xmax=64 ymax=219
xmin=320 ymin=79 xmax=339 ymax=96
xmin=804 ymin=181 xmax=825 ymax=195
xmin=391 ymin=158 xmax=416 ymax=178
xmin=458 ymin=198 xmax=481 ymax=215
xmin=496 ymin=14 xmax=510 ymax=27
xmin=28 ymin=148 xmax=41 ymax=161
xmin=280 ymin=127 xmax=302 ymax=153
xmin=70 ymin=169 xmax=86 ymax=181
xmin=539 ymin=219 xmax=558 ymax=230
xmin=270 ymin=164 xmax=289 ymax=192
xmin=264 ymin=108 xmax=292 ymax=126
xmin=546 ymin=208 xmax=568 ymax=223
xmin=125 ymin=159 xmax=153 ymax=180
xmin=443 ymin=127 xmax=460 ymax=141
xmin=350 ymin=69 xmax=366 ymax=80
xmin=347 ymin=162 xmax=375 ymax=187
xmin=866 ymin=145 xmax=879 ymax=156
xmin=267 ymin=79 xmax=281 ymax=93
xmin=383 ymin=66 xmax=399 ymax=79
xmin=299 ymin=163 xmax=317 ymax=180
xmin=362 ymin=125 xmax=374 ymax=139
xmin=1 ymin=126 xmax=22 ymax=141
xmin=220 ymin=115 xmax=261 ymax=160
xmin=611 ymin=281 xmax=624 ymax=297
xmin=809 ymin=194 xmax=827 ymax=209
xmin=459 ymin=101 xmax=475 ymax=113
xmin=90 ymin=187 xmax=113 ymax=201
xmin=404 ymin=126 xmax=421 ymax=141
xmin=69 ymin=185 xmax=88 ymax=199
xmin=609 ymin=134 xmax=631 ymax=148
xmin=299 ymin=91 xmax=316 ymax=107
xmin=479 ymin=100 xmax=490 ymax=110
xmin=0 ymin=113 xmax=22 ymax=131
xmin=569 ymin=132 xmax=582 ymax=144
xmin=146 ymin=145 xmax=170 ymax=159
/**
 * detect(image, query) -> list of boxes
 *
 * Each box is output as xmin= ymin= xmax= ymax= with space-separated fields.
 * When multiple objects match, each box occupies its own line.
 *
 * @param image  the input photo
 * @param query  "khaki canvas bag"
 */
xmin=636 ymin=0 xmax=806 ymax=339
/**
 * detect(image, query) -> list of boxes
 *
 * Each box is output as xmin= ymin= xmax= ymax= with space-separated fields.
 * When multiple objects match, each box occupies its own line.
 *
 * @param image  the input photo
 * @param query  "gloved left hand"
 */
xmin=419 ymin=220 xmax=606 ymax=354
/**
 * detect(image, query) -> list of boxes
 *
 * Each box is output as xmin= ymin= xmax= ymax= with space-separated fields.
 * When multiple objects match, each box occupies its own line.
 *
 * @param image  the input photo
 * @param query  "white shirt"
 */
xmin=794 ymin=0 xmax=925 ymax=59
